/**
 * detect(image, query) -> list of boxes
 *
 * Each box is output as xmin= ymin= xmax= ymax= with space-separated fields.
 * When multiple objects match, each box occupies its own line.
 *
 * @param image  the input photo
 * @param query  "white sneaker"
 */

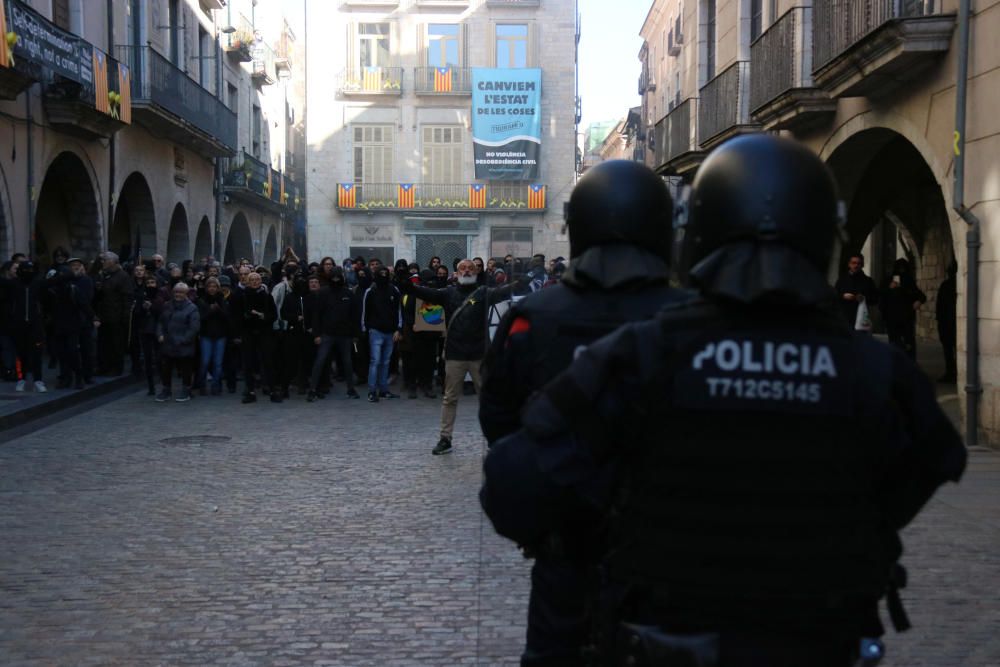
xmin=33 ymin=381 xmax=47 ymax=393
xmin=15 ymin=379 xmax=25 ymax=392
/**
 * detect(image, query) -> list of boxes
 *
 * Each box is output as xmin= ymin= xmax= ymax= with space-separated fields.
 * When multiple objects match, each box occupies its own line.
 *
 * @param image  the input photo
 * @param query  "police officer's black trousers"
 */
xmin=522 ymin=558 xmax=590 ymax=667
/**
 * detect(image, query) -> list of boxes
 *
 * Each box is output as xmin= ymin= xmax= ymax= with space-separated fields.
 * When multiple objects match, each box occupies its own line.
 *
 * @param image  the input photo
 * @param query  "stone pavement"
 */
xmin=0 ymin=386 xmax=997 ymax=666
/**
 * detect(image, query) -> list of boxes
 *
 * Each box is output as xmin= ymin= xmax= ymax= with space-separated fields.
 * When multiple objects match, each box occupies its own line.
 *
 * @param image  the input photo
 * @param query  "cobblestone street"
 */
xmin=0 ymin=388 xmax=998 ymax=666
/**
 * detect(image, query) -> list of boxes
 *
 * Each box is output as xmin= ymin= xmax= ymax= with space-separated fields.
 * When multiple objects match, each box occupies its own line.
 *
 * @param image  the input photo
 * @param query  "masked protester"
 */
xmin=269 ymin=262 xmax=306 ymax=402
xmin=47 ymin=258 xmax=96 ymax=390
xmin=400 ymin=270 xmax=441 ymax=399
xmin=309 ymin=267 xmax=361 ymax=401
xmin=481 ymin=135 xmax=967 ymax=667
xmin=2 ymin=261 xmax=47 ymax=392
xmin=360 ymin=266 xmax=403 ymax=402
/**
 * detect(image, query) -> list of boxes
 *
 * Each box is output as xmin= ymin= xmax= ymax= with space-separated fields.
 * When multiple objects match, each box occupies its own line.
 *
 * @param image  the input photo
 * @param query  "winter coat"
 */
xmin=314 ymin=286 xmax=360 ymax=337
xmin=197 ymin=292 xmax=231 ymax=339
xmin=95 ymin=266 xmax=134 ymax=324
xmin=231 ymin=286 xmax=276 ymax=336
xmin=361 ymin=283 xmax=402 ymax=335
xmin=402 ymin=282 xmax=516 ymax=361
xmin=47 ymin=267 xmax=95 ymax=335
xmin=157 ymin=298 xmax=200 ymax=358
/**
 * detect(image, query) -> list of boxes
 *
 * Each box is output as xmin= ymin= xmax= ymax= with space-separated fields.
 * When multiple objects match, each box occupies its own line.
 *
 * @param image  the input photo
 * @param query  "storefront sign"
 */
xmin=351 ymin=225 xmax=395 ymax=244
xmin=472 ymin=68 xmax=542 ymax=181
xmin=9 ymin=0 xmax=93 ymax=88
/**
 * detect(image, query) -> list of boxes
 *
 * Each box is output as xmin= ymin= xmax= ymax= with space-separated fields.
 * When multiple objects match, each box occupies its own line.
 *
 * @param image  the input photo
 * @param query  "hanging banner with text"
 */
xmin=472 ymin=68 xmax=542 ymax=181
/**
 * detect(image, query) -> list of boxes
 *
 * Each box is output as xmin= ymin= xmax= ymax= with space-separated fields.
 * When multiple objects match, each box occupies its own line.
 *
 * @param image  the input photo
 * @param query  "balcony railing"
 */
xmin=224 ymin=13 xmax=255 ymax=62
xmin=413 ymin=67 xmax=472 ymax=94
xmin=251 ymin=42 xmax=275 ymax=85
xmin=698 ymin=61 xmax=755 ymax=147
xmin=338 ymin=67 xmax=403 ymax=95
xmin=336 ymin=183 xmax=547 ymax=213
xmin=750 ymin=9 xmax=801 ymax=113
xmin=117 ymin=45 xmax=237 ymax=157
xmin=225 ymin=153 xmax=297 ymax=211
xmin=654 ymin=98 xmax=699 ymax=169
xmin=813 ymin=0 xmax=940 ymax=71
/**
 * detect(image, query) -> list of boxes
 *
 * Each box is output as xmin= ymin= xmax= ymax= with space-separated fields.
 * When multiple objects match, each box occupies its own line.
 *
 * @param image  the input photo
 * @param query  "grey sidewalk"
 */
xmin=0 ymin=386 xmax=996 ymax=666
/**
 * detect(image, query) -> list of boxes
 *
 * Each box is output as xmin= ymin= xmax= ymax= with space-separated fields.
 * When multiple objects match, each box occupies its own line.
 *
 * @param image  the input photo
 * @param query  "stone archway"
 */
xmin=224 ymin=213 xmax=254 ymax=266
xmin=166 ymin=204 xmax=190 ymax=264
xmin=194 ymin=216 xmax=213 ymax=262
xmin=111 ymin=172 xmax=156 ymax=262
xmin=826 ymin=128 xmax=955 ymax=344
xmin=35 ymin=152 xmax=101 ymax=261
xmin=263 ymin=225 xmax=278 ymax=264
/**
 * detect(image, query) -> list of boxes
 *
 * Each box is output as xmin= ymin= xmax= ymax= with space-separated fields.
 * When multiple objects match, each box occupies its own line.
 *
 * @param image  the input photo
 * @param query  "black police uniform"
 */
xmin=481 ymin=135 xmax=967 ymax=667
xmin=479 ymin=160 xmax=691 ymax=666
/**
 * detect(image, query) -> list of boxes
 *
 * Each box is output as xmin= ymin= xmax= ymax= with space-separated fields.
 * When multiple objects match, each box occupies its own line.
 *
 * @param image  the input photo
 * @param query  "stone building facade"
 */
xmin=0 ymin=0 xmax=305 ymax=270
xmin=639 ymin=0 xmax=1000 ymax=444
xmin=305 ymin=0 xmax=579 ymax=270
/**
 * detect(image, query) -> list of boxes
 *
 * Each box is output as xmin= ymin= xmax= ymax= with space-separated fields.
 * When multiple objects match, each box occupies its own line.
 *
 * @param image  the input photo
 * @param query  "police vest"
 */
xmin=512 ymin=281 xmax=684 ymax=387
xmin=603 ymin=305 xmax=900 ymax=640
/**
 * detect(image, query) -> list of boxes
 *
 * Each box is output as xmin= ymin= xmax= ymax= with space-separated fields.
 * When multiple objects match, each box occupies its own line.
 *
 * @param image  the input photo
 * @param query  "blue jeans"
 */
xmin=198 ymin=337 xmax=226 ymax=389
xmin=367 ymin=330 xmax=394 ymax=393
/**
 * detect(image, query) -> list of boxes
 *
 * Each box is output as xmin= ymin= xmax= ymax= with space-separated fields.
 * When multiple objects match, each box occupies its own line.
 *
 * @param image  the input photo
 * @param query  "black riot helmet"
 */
xmin=564 ymin=160 xmax=673 ymax=261
xmin=681 ymin=134 xmax=843 ymax=304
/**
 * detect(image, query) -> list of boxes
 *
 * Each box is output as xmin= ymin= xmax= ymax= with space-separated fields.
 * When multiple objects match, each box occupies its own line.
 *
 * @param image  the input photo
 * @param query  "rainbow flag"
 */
xmin=469 ymin=183 xmax=486 ymax=209
xmin=93 ymin=49 xmax=110 ymax=114
xmin=117 ymin=62 xmax=132 ymax=124
xmin=362 ymin=67 xmax=381 ymax=92
xmin=434 ymin=67 xmax=453 ymax=93
xmin=338 ymin=184 xmax=356 ymax=208
xmin=398 ymin=183 xmax=415 ymax=208
xmin=528 ymin=184 xmax=546 ymax=210
xmin=0 ymin=1 xmax=10 ymax=69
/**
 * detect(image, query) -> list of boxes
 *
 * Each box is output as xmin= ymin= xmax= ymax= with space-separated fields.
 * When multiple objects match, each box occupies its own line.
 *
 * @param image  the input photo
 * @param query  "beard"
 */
xmin=457 ymin=275 xmax=476 ymax=286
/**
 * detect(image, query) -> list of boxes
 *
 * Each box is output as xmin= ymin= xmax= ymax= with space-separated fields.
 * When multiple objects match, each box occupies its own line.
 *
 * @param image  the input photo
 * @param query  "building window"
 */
xmin=422 ymin=126 xmax=464 ymax=184
xmin=252 ymin=104 xmax=262 ymax=159
xmin=496 ymin=24 xmax=528 ymax=68
xmin=428 ymin=24 xmax=460 ymax=67
xmin=168 ymin=0 xmax=181 ymax=66
xmin=199 ymin=26 xmax=211 ymax=87
xmin=358 ymin=23 xmax=391 ymax=69
xmin=751 ymin=0 xmax=763 ymax=41
xmin=490 ymin=227 xmax=533 ymax=261
xmin=353 ymin=125 xmax=394 ymax=186
xmin=704 ymin=0 xmax=716 ymax=81
xmin=52 ymin=0 xmax=70 ymax=30
xmin=227 ymin=83 xmax=238 ymax=112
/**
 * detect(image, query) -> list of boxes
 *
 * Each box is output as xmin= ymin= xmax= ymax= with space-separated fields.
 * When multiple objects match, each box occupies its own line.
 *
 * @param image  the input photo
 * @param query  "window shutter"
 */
xmin=53 ymin=0 xmax=71 ymax=30
xmin=528 ymin=23 xmax=539 ymax=67
xmin=346 ymin=23 xmax=356 ymax=76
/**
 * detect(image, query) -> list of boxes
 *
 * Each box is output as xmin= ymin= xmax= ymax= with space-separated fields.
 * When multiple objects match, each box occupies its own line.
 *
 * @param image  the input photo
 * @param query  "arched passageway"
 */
xmin=0 ymin=174 xmax=9 ymax=260
xmin=110 ymin=172 xmax=156 ymax=262
xmin=194 ymin=217 xmax=213 ymax=262
xmin=166 ymin=204 xmax=190 ymax=264
xmin=224 ymin=213 xmax=254 ymax=266
xmin=263 ymin=225 xmax=278 ymax=264
xmin=35 ymin=152 xmax=101 ymax=261
xmin=826 ymin=128 xmax=955 ymax=357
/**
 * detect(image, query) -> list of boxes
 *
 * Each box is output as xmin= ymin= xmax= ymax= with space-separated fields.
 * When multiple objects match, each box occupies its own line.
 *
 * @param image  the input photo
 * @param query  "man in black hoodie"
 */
xmin=361 ymin=265 xmax=402 ymax=403
xmin=231 ymin=272 xmax=276 ymax=403
xmin=398 ymin=259 xmax=520 ymax=455
xmin=309 ymin=267 xmax=360 ymax=401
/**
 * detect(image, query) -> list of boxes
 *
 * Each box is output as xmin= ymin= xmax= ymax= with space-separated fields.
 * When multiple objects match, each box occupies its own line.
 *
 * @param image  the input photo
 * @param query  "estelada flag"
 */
xmin=434 ymin=67 xmax=452 ymax=93
xmin=528 ymin=184 xmax=546 ymax=210
xmin=93 ymin=49 xmax=110 ymax=114
xmin=338 ymin=184 xmax=356 ymax=208
xmin=398 ymin=183 xmax=415 ymax=208
xmin=0 ymin=1 xmax=10 ymax=69
xmin=363 ymin=66 xmax=381 ymax=92
xmin=469 ymin=183 xmax=486 ymax=209
xmin=117 ymin=62 xmax=132 ymax=124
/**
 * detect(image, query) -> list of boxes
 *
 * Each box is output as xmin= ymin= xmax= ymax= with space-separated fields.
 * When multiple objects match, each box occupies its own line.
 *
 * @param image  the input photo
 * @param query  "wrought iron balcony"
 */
xmin=413 ymin=67 xmax=472 ymax=95
xmin=654 ymin=98 xmax=704 ymax=176
xmin=749 ymin=7 xmax=835 ymax=132
xmin=335 ymin=183 xmax=547 ymax=213
xmin=812 ymin=0 xmax=955 ymax=98
xmin=698 ymin=61 xmax=758 ymax=149
xmin=224 ymin=153 xmax=295 ymax=213
xmin=338 ymin=67 xmax=403 ymax=95
xmin=117 ymin=45 xmax=237 ymax=158
xmin=223 ymin=13 xmax=255 ymax=63
xmin=251 ymin=42 xmax=275 ymax=86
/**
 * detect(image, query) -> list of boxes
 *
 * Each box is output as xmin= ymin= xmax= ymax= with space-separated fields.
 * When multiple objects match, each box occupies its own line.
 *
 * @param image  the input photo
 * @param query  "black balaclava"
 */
xmin=373 ymin=268 xmax=390 ymax=287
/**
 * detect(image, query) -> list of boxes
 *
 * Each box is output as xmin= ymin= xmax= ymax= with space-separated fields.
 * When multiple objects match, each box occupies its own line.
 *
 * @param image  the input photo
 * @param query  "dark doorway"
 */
xmin=35 ymin=152 xmax=101 ymax=264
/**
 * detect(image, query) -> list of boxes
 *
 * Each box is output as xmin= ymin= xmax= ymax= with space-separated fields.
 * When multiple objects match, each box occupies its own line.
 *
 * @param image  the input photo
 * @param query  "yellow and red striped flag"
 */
xmin=338 ymin=184 xmax=356 ymax=208
xmin=264 ymin=170 xmax=273 ymax=198
xmin=117 ymin=62 xmax=132 ymax=124
xmin=93 ymin=49 xmax=110 ymax=114
xmin=280 ymin=174 xmax=287 ymax=204
xmin=469 ymin=183 xmax=486 ymax=209
xmin=0 ymin=1 xmax=11 ymax=69
xmin=434 ymin=67 xmax=452 ymax=93
xmin=363 ymin=67 xmax=381 ymax=92
xmin=528 ymin=184 xmax=546 ymax=210
xmin=398 ymin=183 xmax=415 ymax=208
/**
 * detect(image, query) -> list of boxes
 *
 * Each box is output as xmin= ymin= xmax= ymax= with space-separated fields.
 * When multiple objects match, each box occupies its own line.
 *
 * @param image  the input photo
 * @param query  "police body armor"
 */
xmin=590 ymin=302 xmax=901 ymax=664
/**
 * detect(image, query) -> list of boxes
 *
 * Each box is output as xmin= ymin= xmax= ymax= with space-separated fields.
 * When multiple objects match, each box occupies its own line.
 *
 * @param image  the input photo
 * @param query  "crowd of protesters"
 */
xmin=0 ymin=246 xmax=563 ymax=409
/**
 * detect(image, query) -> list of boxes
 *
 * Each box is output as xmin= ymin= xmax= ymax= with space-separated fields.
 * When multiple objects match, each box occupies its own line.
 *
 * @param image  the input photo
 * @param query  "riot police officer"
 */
xmin=479 ymin=159 xmax=690 ymax=666
xmin=481 ymin=135 xmax=966 ymax=667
